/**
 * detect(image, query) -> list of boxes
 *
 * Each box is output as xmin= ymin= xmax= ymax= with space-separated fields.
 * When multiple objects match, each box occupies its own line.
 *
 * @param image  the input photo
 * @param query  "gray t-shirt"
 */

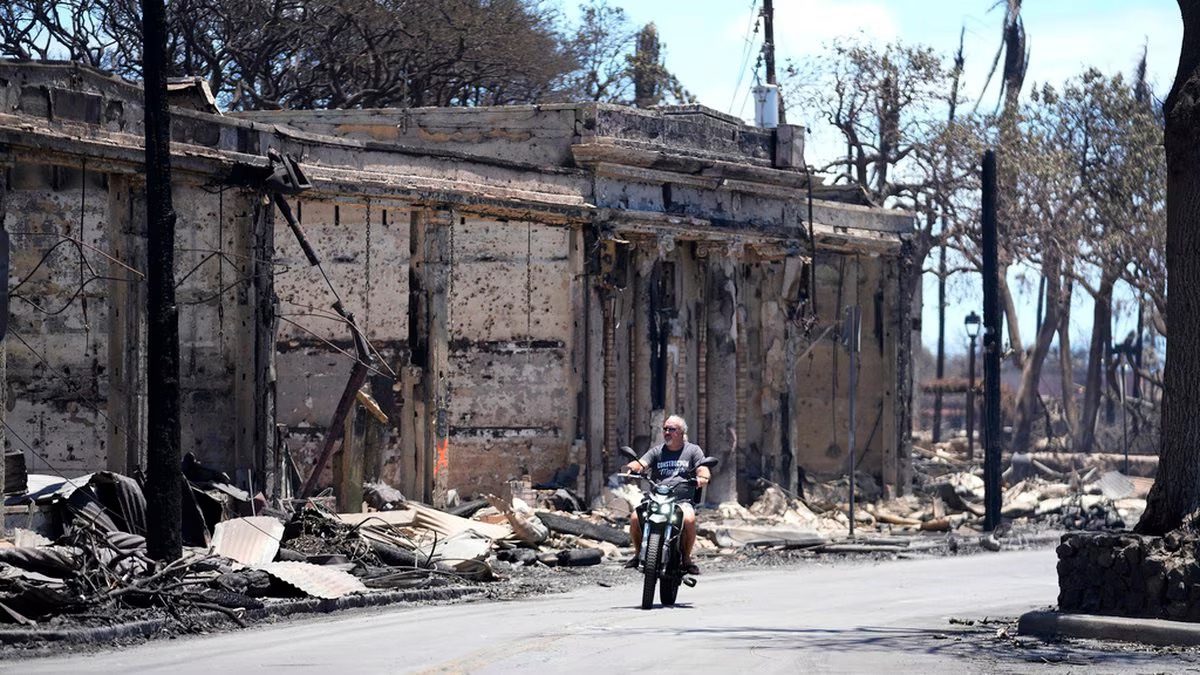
xmin=638 ymin=442 xmax=706 ymax=487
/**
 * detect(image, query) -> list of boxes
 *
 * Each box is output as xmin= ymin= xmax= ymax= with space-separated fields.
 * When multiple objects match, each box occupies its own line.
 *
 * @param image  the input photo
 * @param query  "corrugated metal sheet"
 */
xmin=1130 ymin=476 xmax=1155 ymax=499
xmin=1097 ymin=471 xmax=1135 ymax=500
xmin=23 ymin=473 xmax=93 ymax=504
xmin=210 ymin=516 xmax=284 ymax=565
xmin=11 ymin=528 xmax=51 ymax=547
xmin=253 ymin=561 xmax=367 ymax=599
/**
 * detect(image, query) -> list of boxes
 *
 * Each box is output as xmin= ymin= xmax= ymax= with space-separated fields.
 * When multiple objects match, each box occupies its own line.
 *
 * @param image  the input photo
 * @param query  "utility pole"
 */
xmin=0 ymin=169 xmax=7 ymax=527
xmin=965 ymin=311 xmax=981 ymax=460
xmin=142 ymin=0 xmax=183 ymax=561
xmin=981 ymin=151 xmax=1002 ymax=532
xmin=844 ymin=305 xmax=861 ymax=538
xmin=761 ymin=0 xmax=786 ymax=123
xmin=933 ymin=240 xmax=946 ymax=442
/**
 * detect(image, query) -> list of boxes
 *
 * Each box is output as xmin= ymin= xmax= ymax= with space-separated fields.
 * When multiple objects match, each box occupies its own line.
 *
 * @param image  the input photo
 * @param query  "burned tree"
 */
xmin=1137 ymin=0 xmax=1200 ymax=536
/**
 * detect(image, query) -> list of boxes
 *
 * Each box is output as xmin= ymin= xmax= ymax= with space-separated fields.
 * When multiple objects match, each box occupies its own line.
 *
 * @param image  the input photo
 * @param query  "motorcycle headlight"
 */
xmin=656 ymin=503 xmax=671 ymax=515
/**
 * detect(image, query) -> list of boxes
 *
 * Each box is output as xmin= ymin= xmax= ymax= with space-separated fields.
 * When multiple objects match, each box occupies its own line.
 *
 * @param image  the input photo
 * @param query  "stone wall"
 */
xmin=1057 ymin=531 xmax=1200 ymax=622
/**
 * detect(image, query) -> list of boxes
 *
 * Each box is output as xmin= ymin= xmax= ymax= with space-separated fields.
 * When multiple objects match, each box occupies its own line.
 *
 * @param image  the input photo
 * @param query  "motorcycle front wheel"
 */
xmin=641 ymin=532 xmax=662 ymax=609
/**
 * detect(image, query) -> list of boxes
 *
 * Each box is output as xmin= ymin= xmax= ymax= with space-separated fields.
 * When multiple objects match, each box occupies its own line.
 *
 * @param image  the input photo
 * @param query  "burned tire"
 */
xmin=641 ymin=532 xmax=661 ymax=610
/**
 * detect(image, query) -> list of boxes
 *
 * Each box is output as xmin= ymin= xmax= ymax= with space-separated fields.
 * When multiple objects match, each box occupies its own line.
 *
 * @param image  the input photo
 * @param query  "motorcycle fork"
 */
xmin=641 ymin=521 xmax=674 ymax=579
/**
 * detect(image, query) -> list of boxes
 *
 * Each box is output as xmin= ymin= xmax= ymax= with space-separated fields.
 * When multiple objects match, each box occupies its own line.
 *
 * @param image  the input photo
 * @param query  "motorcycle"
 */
xmin=618 ymin=446 xmax=718 ymax=610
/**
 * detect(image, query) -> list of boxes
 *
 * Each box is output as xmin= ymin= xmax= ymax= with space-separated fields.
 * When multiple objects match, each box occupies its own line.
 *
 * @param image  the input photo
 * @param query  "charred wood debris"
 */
xmin=0 ymin=436 xmax=1147 ymax=633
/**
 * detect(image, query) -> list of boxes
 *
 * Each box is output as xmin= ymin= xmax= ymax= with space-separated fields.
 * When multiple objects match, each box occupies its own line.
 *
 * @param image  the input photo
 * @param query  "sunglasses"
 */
xmin=663 ymin=426 xmax=680 ymax=432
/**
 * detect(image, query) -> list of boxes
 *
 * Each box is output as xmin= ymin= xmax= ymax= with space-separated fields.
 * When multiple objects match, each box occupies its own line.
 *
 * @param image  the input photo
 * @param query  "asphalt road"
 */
xmin=14 ymin=548 xmax=1200 ymax=673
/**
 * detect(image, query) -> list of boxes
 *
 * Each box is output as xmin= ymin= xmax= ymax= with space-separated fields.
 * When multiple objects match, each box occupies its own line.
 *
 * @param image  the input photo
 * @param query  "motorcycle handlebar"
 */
xmin=615 ymin=472 xmax=701 ymax=486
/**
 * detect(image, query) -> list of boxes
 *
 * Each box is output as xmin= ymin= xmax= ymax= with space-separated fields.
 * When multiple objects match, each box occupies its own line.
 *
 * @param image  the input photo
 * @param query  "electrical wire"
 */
xmin=728 ymin=0 xmax=762 ymax=115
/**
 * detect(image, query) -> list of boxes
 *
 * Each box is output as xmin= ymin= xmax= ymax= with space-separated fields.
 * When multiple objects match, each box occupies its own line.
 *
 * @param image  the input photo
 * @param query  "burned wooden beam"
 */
xmin=535 ymin=512 xmax=630 ymax=547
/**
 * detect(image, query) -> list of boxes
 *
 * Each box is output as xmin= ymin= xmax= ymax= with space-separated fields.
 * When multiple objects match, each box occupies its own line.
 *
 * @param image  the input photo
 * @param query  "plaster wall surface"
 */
xmin=791 ymin=255 xmax=894 ymax=477
xmin=444 ymin=216 xmax=573 ymax=495
xmin=172 ymin=184 xmax=246 ymax=469
xmin=274 ymin=197 xmax=411 ymax=486
xmin=5 ymin=165 xmax=110 ymax=476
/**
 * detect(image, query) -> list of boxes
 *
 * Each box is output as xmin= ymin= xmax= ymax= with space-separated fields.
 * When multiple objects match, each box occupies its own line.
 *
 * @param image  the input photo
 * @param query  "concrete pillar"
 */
xmin=106 ymin=175 xmax=147 ymax=475
xmin=231 ymin=192 xmax=276 ymax=490
xmin=400 ymin=208 xmax=426 ymax=500
xmin=781 ymin=255 xmax=805 ymax=496
xmin=569 ymin=223 xmax=604 ymax=502
xmin=630 ymin=242 xmax=654 ymax=451
xmin=704 ymin=249 xmax=739 ymax=505
xmin=881 ymin=257 xmax=900 ymax=496
xmin=418 ymin=207 xmax=453 ymax=506
xmin=735 ymin=262 xmax=751 ymax=500
xmin=251 ymin=195 xmax=278 ymax=485
xmin=674 ymin=243 xmax=703 ymax=443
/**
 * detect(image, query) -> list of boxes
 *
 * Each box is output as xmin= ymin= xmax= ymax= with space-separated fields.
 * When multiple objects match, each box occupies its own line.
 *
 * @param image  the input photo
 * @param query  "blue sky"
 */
xmin=591 ymin=0 xmax=1181 ymax=356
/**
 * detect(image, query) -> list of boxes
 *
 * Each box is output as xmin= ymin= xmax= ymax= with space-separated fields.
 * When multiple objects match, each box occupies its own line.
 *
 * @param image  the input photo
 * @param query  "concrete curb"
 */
xmin=1018 ymin=610 xmax=1200 ymax=647
xmin=0 ymin=585 xmax=486 ymax=645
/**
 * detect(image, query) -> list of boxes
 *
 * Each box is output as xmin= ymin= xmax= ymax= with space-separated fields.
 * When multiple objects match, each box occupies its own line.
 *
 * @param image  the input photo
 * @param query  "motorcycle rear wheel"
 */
xmin=641 ymin=532 xmax=662 ymax=610
xmin=660 ymin=575 xmax=679 ymax=605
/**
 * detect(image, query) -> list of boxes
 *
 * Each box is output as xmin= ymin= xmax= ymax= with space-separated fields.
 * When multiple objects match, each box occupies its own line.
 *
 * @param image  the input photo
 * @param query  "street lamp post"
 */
xmin=1112 ymin=341 xmax=1137 ymax=474
xmin=965 ymin=312 xmax=981 ymax=460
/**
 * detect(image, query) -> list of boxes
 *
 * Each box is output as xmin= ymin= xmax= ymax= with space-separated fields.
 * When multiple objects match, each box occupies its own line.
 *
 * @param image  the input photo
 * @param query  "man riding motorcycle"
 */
xmin=623 ymin=414 xmax=710 ymax=575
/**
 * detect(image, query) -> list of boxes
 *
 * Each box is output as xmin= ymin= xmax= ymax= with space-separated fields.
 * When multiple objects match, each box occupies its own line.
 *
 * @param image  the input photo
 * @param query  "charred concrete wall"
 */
xmin=3 ymin=162 xmax=254 ymax=477
xmin=5 ymin=163 xmax=110 ymax=475
xmin=444 ymin=217 xmax=574 ymax=495
xmin=274 ymin=197 xmax=411 ymax=490
xmin=0 ymin=60 xmax=915 ymax=505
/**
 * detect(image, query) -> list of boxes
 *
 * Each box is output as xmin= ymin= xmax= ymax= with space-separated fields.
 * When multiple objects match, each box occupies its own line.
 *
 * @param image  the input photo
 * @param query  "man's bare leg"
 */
xmin=682 ymin=511 xmax=697 ymax=568
xmin=626 ymin=510 xmax=642 ymax=568
xmin=630 ymin=510 xmax=642 ymax=551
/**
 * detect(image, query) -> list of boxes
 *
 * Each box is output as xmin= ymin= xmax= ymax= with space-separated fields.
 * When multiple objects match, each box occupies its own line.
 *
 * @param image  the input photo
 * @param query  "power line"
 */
xmin=728 ymin=0 xmax=761 ymax=114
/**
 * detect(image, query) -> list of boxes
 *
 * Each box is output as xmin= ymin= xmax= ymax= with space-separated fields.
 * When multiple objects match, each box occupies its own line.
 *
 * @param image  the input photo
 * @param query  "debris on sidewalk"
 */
xmin=0 ymin=431 xmax=1150 ymax=639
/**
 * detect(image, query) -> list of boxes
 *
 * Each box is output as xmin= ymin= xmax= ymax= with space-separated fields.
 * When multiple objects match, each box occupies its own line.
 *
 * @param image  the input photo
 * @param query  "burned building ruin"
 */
xmin=0 ymin=60 xmax=916 ymax=508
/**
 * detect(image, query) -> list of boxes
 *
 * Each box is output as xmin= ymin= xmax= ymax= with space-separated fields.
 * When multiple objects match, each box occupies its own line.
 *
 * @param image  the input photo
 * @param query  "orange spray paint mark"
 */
xmin=433 ymin=437 xmax=449 ymax=477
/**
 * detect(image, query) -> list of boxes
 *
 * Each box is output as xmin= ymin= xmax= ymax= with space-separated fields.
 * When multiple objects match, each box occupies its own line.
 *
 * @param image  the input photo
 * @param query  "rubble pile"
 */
xmin=675 ymin=439 xmax=1151 ymax=553
xmin=0 ymin=472 xmax=468 ymax=631
xmin=1057 ymin=531 xmax=1200 ymax=622
xmin=0 ymin=464 xmax=631 ymax=633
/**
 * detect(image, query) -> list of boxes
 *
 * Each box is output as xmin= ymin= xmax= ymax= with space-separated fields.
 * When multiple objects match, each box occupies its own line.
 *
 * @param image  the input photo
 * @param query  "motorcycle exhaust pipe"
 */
xmin=683 ymin=577 xmax=697 ymax=587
